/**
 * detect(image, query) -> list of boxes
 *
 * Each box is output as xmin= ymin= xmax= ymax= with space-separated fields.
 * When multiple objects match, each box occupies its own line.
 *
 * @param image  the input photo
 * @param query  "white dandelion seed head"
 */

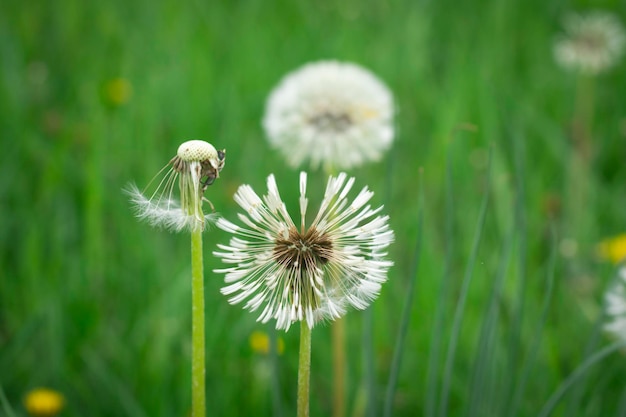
xmin=126 ymin=140 xmax=225 ymax=233
xmin=554 ymin=11 xmax=626 ymax=75
xmin=603 ymin=266 xmax=626 ymax=342
xmin=213 ymin=171 xmax=394 ymax=331
xmin=263 ymin=60 xmax=395 ymax=171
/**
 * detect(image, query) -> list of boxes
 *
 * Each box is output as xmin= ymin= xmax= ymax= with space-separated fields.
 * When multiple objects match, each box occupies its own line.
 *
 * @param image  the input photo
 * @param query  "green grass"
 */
xmin=2 ymin=0 xmax=626 ymax=416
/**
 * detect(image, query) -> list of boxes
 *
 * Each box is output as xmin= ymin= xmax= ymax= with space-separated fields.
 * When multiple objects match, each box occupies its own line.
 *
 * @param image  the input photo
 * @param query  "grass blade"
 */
xmin=438 ymin=146 xmax=492 ymax=417
xmin=504 ymin=125 xmax=529 ymax=412
xmin=537 ymin=340 xmax=626 ymax=417
xmin=269 ymin=327 xmax=283 ymax=417
xmin=509 ymin=227 xmax=557 ymax=416
xmin=382 ymin=169 xmax=423 ymax=417
xmin=466 ymin=224 xmax=515 ymax=417
xmin=425 ymin=140 xmax=457 ymax=417
xmin=0 ymin=385 xmax=17 ymax=417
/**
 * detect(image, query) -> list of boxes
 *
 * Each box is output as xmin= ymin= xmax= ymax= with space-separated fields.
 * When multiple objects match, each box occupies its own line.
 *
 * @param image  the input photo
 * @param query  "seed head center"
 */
xmin=309 ymin=111 xmax=352 ymax=133
xmin=576 ymin=32 xmax=607 ymax=51
xmin=274 ymin=227 xmax=333 ymax=270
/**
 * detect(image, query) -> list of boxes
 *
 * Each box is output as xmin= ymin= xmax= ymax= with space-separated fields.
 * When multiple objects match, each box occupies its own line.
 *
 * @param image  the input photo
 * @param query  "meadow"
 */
xmin=1 ymin=0 xmax=626 ymax=416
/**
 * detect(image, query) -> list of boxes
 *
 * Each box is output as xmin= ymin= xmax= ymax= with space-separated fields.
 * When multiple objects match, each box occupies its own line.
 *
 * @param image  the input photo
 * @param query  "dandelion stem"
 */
xmin=191 ymin=227 xmax=206 ymax=417
xmin=567 ymin=74 xmax=595 ymax=246
xmin=332 ymin=317 xmax=346 ymax=417
xmin=573 ymin=74 xmax=595 ymax=161
xmin=298 ymin=321 xmax=312 ymax=417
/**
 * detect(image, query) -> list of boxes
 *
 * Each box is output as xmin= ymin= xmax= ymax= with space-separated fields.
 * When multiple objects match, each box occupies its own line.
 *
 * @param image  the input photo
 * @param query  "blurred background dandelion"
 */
xmin=1 ymin=0 xmax=626 ymax=416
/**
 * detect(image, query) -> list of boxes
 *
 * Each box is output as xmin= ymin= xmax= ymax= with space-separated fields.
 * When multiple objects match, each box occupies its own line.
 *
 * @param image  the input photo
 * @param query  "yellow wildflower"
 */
xmin=597 ymin=234 xmax=626 ymax=264
xmin=23 ymin=388 xmax=65 ymax=417
xmin=103 ymin=77 xmax=132 ymax=107
xmin=249 ymin=330 xmax=285 ymax=355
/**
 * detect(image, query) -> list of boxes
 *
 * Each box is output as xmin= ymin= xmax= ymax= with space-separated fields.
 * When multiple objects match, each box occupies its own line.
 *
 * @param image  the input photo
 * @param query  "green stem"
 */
xmin=298 ymin=321 xmax=312 ymax=417
xmin=573 ymin=74 xmax=594 ymax=161
xmin=191 ymin=228 xmax=206 ymax=417
xmin=567 ymin=74 xmax=596 ymax=251
xmin=332 ymin=317 xmax=346 ymax=417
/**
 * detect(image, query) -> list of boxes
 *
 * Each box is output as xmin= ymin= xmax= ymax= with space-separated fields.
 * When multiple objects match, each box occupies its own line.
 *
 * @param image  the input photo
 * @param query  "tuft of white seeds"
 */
xmin=262 ymin=60 xmax=395 ymax=170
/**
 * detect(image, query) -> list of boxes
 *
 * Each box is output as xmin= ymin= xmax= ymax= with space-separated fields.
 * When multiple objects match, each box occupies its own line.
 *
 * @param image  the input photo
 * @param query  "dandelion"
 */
xmin=263 ymin=61 xmax=395 ymax=171
xmin=127 ymin=139 xmax=225 ymax=417
xmin=23 ymin=388 xmax=64 ymax=417
xmin=215 ymin=172 xmax=393 ymax=330
xmin=597 ymin=234 xmax=626 ymax=264
xmin=103 ymin=77 xmax=133 ymax=107
xmin=554 ymin=12 xmax=625 ymax=246
xmin=604 ymin=266 xmax=626 ymax=342
xmin=264 ymin=61 xmax=395 ymax=417
xmin=554 ymin=11 xmax=626 ymax=75
xmin=127 ymin=140 xmax=226 ymax=232
xmin=214 ymin=171 xmax=392 ymax=416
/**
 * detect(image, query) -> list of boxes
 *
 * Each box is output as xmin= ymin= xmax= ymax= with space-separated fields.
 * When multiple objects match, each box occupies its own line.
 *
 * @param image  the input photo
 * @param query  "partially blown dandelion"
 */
xmin=604 ymin=266 xmax=626 ymax=342
xmin=127 ymin=140 xmax=226 ymax=232
xmin=263 ymin=61 xmax=394 ymax=170
xmin=127 ymin=139 xmax=225 ymax=417
xmin=214 ymin=172 xmax=394 ymax=331
xmin=554 ymin=11 xmax=626 ymax=75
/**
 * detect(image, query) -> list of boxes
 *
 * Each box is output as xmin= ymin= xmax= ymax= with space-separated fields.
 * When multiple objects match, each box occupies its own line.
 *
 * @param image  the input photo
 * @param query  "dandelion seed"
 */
xmin=127 ymin=140 xmax=226 ymax=232
xmin=214 ymin=172 xmax=394 ymax=331
xmin=604 ymin=266 xmax=626 ymax=342
xmin=554 ymin=11 xmax=626 ymax=75
xmin=23 ymin=388 xmax=64 ymax=417
xmin=263 ymin=61 xmax=395 ymax=170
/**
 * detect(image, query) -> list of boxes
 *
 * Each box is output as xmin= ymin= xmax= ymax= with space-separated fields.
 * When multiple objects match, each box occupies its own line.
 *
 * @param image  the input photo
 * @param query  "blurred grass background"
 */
xmin=1 ymin=0 xmax=626 ymax=416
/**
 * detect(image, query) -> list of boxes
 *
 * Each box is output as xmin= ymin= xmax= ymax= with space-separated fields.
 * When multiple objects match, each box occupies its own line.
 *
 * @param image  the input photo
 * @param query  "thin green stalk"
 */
xmin=567 ymin=74 xmax=595 ymax=248
xmin=298 ymin=321 xmax=312 ymax=417
xmin=383 ymin=179 xmax=422 ymax=417
xmin=438 ymin=147 xmax=492 ymax=417
xmin=191 ymin=228 xmax=206 ymax=417
xmin=0 ymin=385 xmax=17 ymax=417
xmin=269 ymin=327 xmax=283 ymax=417
xmin=332 ymin=318 xmax=346 ymax=417
xmin=466 ymin=225 xmax=515 ymax=417
xmin=503 ymin=126 xmax=528 ymax=415
xmin=537 ymin=340 xmax=626 ymax=417
xmin=572 ymin=74 xmax=595 ymax=162
xmin=618 ymin=386 xmax=626 ymax=417
xmin=361 ymin=308 xmax=375 ymax=417
xmin=509 ymin=228 xmax=556 ymax=416
xmin=425 ymin=147 xmax=455 ymax=417
xmin=563 ymin=304 xmax=604 ymax=416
